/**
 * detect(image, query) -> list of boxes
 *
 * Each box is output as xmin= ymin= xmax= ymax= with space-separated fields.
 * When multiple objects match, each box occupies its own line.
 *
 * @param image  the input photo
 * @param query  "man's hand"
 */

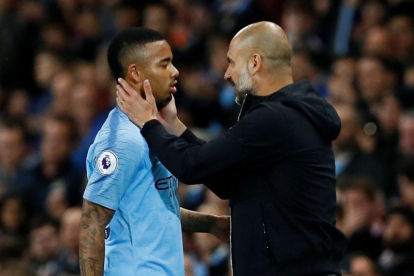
xmin=116 ymin=78 xmax=158 ymax=128
xmin=116 ymin=78 xmax=186 ymax=135
xmin=210 ymin=215 xmax=231 ymax=243
xmin=157 ymin=96 xmax=186 ymax=136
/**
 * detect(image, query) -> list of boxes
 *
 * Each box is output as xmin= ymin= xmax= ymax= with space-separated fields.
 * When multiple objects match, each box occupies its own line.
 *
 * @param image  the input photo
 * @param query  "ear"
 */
xmin=248 ymin=54 xmax=262 ymax=75
xmin=126 ymin=64 xmax=140 ymax=84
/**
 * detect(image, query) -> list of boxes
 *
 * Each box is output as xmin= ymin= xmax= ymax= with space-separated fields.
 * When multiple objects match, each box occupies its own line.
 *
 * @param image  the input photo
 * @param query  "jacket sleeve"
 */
xmin=179 ymin=128 xmax=207 ymax=146
xmin=141 ymin=105 xmax=286 ymax=184
xmin=180 ymin=128 xmax=229 ymax=198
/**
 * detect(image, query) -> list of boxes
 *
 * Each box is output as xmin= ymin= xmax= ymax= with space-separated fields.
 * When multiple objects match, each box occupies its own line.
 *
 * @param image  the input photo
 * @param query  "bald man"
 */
xmin=117 ymin=22 xmax=348 ymax=276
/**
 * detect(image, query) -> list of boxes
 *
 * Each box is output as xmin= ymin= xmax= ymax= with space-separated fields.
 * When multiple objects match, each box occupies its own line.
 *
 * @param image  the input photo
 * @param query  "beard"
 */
xmin=156 ymin=94 xmax=173 ymax=109
xmin=234 ymin=63 xmax=256 ymax=105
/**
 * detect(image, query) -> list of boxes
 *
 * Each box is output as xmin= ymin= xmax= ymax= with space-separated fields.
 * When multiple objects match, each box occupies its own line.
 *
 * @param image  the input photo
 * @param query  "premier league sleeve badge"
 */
xmin=97 ymin=150 xmax=118 ymax=175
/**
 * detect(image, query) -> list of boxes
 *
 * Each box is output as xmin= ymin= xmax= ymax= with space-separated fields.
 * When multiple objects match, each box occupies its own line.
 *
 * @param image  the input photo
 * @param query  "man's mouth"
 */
xmin=170 ymin=80 xmax=178 ymax=93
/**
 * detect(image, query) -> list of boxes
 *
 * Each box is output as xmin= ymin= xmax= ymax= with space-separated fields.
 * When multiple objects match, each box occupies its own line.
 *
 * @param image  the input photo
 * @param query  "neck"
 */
xmin=255 ymin=72 xmax=293 ymax=97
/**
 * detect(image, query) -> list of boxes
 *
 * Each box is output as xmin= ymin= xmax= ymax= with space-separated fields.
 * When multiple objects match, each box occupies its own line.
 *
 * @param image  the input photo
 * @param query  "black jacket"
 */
xmin=141 ymin=81 xmax=348 ymax=276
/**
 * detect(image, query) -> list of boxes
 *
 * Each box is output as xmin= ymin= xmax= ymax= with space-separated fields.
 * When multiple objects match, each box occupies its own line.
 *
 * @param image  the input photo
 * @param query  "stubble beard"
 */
xmin=156 ymin=94 xmax=173 ymax=109
xmin=235 ymin=63 xmax=256 ymax=106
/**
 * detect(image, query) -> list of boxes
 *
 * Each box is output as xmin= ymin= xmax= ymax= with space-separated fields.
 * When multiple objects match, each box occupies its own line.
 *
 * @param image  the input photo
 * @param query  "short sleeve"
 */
xmin=83 ymin=141 xmax=143 ymax=210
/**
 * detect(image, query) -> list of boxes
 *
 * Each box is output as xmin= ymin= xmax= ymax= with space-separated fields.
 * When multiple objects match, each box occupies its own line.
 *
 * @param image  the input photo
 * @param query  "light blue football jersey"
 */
xmin=83 ymin=107 xmax=184 ymax=276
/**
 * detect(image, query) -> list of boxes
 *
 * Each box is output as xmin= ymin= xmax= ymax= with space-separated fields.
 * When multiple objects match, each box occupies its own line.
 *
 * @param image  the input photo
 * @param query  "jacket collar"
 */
xmin=237 ymin=80 xmax=311 ymax=120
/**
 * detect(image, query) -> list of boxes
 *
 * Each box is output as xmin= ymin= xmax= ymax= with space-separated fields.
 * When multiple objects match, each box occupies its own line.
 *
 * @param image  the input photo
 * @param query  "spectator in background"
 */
xmin=33 ymin=51 xmax=63 ymax=114
xmin=29 ymin=217 xmax=60 ymax=276
xmin=291 ymin=50 xmax=329 ymax=96
xmin=0 ymin=194 xmax=28 ymax=259
xmin=399 ymin=109 xmax=414 ymax=158
xmin=73 ymin=8 xmax=102 ymax=61
xmin=334 ymin=105 xmax=387 ymax=187
xmin=50 ymin=71 xmax=75 ymax=116
xmin=70 ymin=83 xmax=100 ymax=138
xmin=213 ymin=0 xmax=267 ymax=37
xmin=0 ymin=119 xmax=31 ymax=196
xmin=21 ymin=114 xmax=83 ymax=213
xmin=40 ymin=22 xmax=70 ymax=54
xmin=281 ymin=1 xmax=324 ymax=52
xmin=142 ymin=2 xmax=174 ymax=39
xmin=5 ymin=90 xmax=31 ymax=121
xmin=397 ymin=158 xmax=414 ymax=210
xmin=45 ymin=186 xmax=69 ymax=222
xmin=332 ymin=55 xmax=357 ymax=84
xmin=387 ymin=13 xmax=414 ymax=63
xmin=327 ymin=78 xmax=357 ymax=107
xmin=357 ymin=57 xmax=397 ymax=108
xmin=379 ymin=207 xmax=414 ymax=276
xmin=363 ymin=27 xmax=393 ymax=58
xmin=343 ymin=253 xmax=381 ymax=276
xmin=70 ymin=82 xmax=111 ymax=174
xmin=353 ymin=0 xmax=387 ymax=54
xmin=337 ymin=179 xmax=384 ymax=260
xmin=113 ymin=2 xmax=140 ymax=32
xmin=56 ymin=208 xmax=81 ymax=276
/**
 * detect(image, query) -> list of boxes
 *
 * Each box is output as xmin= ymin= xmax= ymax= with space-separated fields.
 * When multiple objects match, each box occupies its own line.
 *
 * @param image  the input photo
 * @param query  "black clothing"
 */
xmin=141 ymin=81 xmax=348 ymax=276
xmin=18 ymin=159 xmax=84 ymax=212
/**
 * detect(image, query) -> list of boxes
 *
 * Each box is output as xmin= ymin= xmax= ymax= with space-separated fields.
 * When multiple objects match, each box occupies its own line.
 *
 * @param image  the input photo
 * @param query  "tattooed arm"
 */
xmin=79 ymin=199 xmax=115 ymax=276
xmin=180 ymin=208 xmax=230 ymax=242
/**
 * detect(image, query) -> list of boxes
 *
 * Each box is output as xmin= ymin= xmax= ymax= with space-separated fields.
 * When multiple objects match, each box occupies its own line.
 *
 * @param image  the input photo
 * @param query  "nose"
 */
xmin=172 ymin=64 xmax=179 ymax=78
xmin=224 ymin=67 xmax=231 ymax=80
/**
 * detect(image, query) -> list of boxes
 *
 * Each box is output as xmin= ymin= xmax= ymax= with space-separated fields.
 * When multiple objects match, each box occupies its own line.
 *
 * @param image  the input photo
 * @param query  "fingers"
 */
xmin=116 ymin=97 xmax=125 ymax=112
xmin=116 ymin=83 xmax=129 ymax=104
xmin=143 ymin=79 xmax=157 ymax=108
xmin=116 ymin=84 xmax=131 ymax=112
xmin=116 ymin=84 xmax=130 ymax=108
xmin=118 ymin=78 xmax=135 ymax=97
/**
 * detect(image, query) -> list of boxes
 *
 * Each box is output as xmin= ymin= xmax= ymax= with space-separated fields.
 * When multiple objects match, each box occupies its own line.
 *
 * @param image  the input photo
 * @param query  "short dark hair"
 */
xmin=107 ymin=27 xmax=165 ymax=80
xmin=45 ymin=112 xmax=78 ymax=144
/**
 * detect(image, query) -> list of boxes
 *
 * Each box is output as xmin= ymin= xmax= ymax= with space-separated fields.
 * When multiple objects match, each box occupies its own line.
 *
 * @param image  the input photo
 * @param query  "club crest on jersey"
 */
xmin=97 ymin=150 xmax=118 ymax=175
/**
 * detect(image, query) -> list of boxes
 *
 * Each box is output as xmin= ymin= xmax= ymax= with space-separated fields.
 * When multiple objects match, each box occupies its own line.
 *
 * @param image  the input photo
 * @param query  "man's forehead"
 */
xmin=144 ymin=40 xmax=172 ymax=61
xmin=228 ymin=37 xmax=246 ymax=58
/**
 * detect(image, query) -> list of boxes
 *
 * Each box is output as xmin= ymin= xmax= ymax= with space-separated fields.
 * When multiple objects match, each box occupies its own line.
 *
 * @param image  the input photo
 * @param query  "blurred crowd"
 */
xmin=0 ymin=0 xmax=414 ymax=275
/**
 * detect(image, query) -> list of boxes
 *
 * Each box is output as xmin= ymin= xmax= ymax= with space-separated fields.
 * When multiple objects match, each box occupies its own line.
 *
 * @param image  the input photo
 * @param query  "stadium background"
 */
xmin=0 ymin=0 xmax=414 ymax=275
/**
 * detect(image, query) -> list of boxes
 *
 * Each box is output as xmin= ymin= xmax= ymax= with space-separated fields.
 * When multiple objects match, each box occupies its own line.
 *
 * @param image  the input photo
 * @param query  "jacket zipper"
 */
xmin=237 ymin=94 xmax=248 ymax=122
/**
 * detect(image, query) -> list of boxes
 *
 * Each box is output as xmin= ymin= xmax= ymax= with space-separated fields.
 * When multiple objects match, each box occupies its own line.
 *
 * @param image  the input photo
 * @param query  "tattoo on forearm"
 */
xmin=180 ymin=208 xmax=214 ymax=233
xmin=79 ymin=200 xmax=114 ymax=276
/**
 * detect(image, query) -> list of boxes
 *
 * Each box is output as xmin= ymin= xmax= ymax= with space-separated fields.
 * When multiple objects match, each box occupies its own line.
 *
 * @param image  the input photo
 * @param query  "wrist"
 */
xmin=206 ymin=214 xmax=219 ymax=234
xmin=167 ymin=118 xmax=186 ymax=136
xmin=139 ymin=118 xmax=158 ymax=130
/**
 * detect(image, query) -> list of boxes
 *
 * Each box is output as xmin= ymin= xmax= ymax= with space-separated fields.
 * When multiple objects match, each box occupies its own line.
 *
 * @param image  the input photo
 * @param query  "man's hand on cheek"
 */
xmin=158 ymin=96 xmax=186 ymax=136
xmin=116 ymin=78 xmax=158 ymax=128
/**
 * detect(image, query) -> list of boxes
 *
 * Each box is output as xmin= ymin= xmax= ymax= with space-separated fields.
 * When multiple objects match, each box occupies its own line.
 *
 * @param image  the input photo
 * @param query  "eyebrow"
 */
xmin=159 ymin=57 xmax=172 ymax=63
